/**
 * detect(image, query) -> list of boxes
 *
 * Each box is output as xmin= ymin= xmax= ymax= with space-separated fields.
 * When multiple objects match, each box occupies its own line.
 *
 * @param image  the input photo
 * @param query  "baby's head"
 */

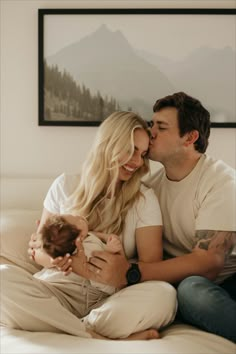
xmin=41 ymin=215 xmax=88 ymax=258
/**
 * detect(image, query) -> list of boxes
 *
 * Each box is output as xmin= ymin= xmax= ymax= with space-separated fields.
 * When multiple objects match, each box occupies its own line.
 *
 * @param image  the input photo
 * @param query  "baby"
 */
xmin=41 ymin=214 xmax=122 ymax=259
xmin=34 ymin=214 xmax=122 ymax=295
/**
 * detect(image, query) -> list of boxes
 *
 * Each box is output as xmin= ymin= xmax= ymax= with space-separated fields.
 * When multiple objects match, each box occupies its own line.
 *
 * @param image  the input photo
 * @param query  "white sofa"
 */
xmin=1 ymin=177 xmax=235 ymax=354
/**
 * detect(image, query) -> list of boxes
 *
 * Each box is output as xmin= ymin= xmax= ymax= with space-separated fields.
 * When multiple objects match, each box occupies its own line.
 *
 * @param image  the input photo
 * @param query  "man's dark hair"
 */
xmin=153 ymin=92 xmax=211 ymax=153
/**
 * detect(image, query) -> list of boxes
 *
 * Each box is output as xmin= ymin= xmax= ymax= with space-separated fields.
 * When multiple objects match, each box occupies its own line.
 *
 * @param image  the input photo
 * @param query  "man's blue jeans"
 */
xmin=177 ymin=274 xmax=236 ymax=342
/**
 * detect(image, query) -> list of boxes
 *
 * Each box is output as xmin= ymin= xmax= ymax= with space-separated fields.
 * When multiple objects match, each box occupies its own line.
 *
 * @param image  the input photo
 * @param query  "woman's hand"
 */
xmin=51 ymin=253 xmax=73 ymax=275
xmin=52 ymin=237 xmax=130 ymax=289
xmin=28 ymin=218 xmax=55 ymax=268
xmin=28 ymin=232 xmax=42 ymax=261
xmin=28 ymin=219 xmax=41 ymax=261
xmin=51 ymin=239 xmax=91 ymax=277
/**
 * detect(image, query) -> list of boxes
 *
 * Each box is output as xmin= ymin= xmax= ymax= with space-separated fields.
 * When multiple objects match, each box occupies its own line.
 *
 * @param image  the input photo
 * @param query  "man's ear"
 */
xmin=184 ymin=130 xmax=199 ymax=147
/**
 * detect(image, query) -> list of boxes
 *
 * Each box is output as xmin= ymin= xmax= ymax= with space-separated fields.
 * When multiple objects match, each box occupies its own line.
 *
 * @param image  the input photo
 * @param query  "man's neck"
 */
xmin=164 ymin=153 xmax=202 ymax=182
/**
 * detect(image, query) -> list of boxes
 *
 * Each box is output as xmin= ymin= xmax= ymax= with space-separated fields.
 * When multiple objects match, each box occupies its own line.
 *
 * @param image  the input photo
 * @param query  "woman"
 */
xmin=1 ymin=111 xmax=177 ymax=340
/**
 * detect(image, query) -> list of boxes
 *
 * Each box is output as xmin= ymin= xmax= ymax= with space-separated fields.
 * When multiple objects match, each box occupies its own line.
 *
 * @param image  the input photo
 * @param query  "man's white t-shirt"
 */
xmin=43 ymin=173 xmax=163 ymax=260
xmin=147 ymin=154 xmax=236 ymax=283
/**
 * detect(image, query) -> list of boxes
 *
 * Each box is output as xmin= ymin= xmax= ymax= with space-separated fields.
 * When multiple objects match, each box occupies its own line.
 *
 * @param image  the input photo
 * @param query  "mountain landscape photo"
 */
xmin=45 ymin=24 xmax=174 ymax=122
xmin=44 ymin=23 xmax=235 ymax=123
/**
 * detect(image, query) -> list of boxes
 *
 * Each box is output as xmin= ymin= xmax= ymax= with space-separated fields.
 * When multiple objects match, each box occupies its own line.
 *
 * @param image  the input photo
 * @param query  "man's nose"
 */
xmin=150 ymin=126 xmax=157 ymax=138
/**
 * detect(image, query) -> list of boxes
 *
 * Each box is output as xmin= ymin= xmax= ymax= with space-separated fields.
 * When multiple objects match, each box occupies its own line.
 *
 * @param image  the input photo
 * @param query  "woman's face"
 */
xmin=118 ymin=128 xmax=149 ymax=182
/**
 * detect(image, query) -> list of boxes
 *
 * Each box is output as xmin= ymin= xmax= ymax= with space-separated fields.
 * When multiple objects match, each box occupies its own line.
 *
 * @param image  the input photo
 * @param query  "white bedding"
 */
xmin=0 ymin=178 xmax=235 ymax=354
xmin=1 ymin=325 xmax=235 ymax=354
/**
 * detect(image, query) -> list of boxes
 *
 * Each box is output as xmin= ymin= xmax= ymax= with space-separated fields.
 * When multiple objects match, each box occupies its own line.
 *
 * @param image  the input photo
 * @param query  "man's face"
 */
xmin=149 ymin=107 xmax=187 ymax=164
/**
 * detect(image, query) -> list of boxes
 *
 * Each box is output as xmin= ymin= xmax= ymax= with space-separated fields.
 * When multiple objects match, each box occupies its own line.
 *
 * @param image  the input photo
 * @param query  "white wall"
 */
xmin=1 ymin=0 xmax=236 ymax=179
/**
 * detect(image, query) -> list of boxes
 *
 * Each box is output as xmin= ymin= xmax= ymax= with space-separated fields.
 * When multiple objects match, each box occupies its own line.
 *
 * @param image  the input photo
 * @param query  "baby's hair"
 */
xmin=41 ymin=216 xmax=80 ymax=258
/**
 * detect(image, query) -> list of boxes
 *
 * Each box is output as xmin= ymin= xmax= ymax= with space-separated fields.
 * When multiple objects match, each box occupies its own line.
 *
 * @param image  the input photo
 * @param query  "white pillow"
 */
xmin=0 ymin=209 xmax=43 ymax=273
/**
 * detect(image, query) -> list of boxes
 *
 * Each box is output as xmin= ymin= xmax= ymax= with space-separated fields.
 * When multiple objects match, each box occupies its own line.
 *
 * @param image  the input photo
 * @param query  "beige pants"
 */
xmin=1 ymin=264 xmax=177 ymax=339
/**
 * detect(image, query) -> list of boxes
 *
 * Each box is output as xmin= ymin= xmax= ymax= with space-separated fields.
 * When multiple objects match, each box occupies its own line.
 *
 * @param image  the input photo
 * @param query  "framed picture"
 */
xmin=38 ymin=8 xmax=236 ymax=127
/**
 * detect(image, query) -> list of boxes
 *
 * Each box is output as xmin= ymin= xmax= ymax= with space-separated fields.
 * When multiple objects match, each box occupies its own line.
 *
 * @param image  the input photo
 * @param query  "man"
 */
xmin=71 ymin=92 xmax=236 ymax=342
xmin=145 ymin=92 xmax=236 ymax=342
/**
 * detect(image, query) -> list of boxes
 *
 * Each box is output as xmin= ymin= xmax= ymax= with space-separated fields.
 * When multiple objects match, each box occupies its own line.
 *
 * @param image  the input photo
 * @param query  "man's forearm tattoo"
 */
xmin=195 ymin=230 xmax=236 ymax=260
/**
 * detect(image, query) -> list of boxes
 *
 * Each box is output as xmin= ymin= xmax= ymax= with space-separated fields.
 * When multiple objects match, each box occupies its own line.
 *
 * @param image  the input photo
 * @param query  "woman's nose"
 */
xmin=132 ymin=153 xmax=143 ymax=167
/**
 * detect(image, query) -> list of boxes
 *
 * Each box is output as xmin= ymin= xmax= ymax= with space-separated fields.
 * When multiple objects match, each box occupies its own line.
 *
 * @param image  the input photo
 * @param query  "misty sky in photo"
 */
xmin=44 ymin=14 xmax=235 ymax=60
xmin=43 ymin=13 xmax=236 ymax=123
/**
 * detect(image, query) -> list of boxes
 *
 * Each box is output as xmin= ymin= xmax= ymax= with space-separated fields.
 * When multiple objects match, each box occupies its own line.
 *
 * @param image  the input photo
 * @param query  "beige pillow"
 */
xmin=0 ymin=209 xmax=43 ymax=273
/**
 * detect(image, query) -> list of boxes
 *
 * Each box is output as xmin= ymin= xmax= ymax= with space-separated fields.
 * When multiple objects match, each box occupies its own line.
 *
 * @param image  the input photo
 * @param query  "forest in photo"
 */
xmin=44 ymin=60 xmax=121 ymax=122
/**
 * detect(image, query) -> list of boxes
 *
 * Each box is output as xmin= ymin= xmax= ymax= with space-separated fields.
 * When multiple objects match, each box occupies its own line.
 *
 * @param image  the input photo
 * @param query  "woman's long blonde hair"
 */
xmin=68 ymin=111 xmax=150 ymax=235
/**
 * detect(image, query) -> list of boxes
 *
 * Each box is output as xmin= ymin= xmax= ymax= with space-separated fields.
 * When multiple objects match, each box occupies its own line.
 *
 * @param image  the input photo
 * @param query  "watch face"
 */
xmin=129 ymin=269 xmax=140 ymax=283
xmin=127 ymin=264 xmax=141 ymax=285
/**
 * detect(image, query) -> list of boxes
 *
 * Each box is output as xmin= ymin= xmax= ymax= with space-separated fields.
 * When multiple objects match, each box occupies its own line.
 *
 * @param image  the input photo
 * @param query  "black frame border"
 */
xmin=38 ymin=8 xmax=236 ymax=127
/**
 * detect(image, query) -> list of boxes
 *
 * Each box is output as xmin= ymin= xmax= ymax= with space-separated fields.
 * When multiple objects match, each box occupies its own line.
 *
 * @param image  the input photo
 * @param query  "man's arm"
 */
xmin=88 ymin=230 xmax=235 ymax=287
xmin=194 ymin=230 xmax=235 ymax=258
xmin=142 ymin=230 xmax=235 ymax=284
xmin=140 ymin=230 xmax=236 ymax=284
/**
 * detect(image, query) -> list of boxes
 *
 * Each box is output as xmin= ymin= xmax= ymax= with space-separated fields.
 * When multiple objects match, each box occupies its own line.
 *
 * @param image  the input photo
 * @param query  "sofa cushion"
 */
xmin=0 ymin=209 xmax=43 ymax=273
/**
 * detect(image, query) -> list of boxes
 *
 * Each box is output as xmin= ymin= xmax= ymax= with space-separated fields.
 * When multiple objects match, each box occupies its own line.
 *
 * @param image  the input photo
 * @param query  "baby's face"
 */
xmin=63 ymin=214 xmax=88 ymax=239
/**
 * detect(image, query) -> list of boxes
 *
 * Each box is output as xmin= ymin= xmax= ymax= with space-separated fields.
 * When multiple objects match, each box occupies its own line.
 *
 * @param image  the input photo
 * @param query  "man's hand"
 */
xmin=191 ymin=230 xmax=236 ymax=280
xmin=194 ymin=230 xmax=236 ymax=261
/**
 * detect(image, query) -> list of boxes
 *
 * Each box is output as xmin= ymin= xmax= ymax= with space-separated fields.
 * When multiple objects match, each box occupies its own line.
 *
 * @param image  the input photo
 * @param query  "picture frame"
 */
xmin=38 ymin=8 xmax=236 ymax=127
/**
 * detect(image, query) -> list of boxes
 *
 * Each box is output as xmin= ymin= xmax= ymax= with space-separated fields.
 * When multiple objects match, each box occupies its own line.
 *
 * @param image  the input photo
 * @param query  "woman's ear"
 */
xmin=184 ymin=130 xmax=199 ymax=147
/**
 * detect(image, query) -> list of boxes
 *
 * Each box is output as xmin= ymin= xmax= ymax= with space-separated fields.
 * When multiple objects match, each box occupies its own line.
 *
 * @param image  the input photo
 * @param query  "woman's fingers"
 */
xmin=29 ymin=239 xmax=41 ymax=249
xmin=27 ymin=247 xmax=35 ymax=259
xmin=51 ymin=254 xmax=72 ymax=272
xmin=28 ymin=232 xmax=41 ymax=260
xmin=35 ymin=219 xmax=40 ymax=227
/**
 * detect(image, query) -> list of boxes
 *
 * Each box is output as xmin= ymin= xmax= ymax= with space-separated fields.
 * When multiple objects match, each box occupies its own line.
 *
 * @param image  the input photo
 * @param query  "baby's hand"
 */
xmin=106 ymin=234 xmax=123 ymax=254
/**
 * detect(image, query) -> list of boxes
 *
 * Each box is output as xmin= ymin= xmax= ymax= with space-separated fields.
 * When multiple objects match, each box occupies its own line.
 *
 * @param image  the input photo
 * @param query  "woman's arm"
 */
xmin=136 ymin=225 xmax=163 ymax=262
xmin=60 ymin=189 xmax=163 ymax=280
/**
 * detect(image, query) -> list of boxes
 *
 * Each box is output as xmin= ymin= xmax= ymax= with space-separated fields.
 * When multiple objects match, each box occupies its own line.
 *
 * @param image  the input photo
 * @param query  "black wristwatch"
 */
xmin=126 ymin=263 xmax=141 ymax=286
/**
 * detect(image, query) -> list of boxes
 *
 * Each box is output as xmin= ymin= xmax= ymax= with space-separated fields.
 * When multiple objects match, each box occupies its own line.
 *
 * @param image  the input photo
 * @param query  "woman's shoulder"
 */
xmin=140 ymin=181 xmax=156 ymax=195
xmin=139 ymin=182 xmax=160 ymax=204
xmin=129 ymin=182 xmax=162 ymax=224
xmin=144 ymin=167 xmax=165 ymax=189
xmin=50 ymin=173 xmax=80 ymax=197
